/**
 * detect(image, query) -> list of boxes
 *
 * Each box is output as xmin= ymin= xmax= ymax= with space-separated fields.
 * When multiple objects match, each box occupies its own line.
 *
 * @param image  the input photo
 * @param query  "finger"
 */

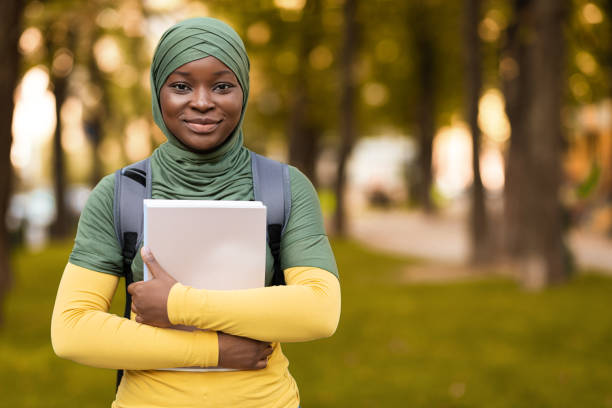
xmin=262 ymin=346 xmax=273 ymax=357
xmin=135 ymin=315 xmax=144 ymax=323
xmin=255 ymin=358 xmax=268 ymax=369
xmin=131 ymin=301 xmax=138 ymax=314
xmin=141 ymin=247 xmax=164 ymax=279
xmin=127 ymin=282 xmax=138 ymax=296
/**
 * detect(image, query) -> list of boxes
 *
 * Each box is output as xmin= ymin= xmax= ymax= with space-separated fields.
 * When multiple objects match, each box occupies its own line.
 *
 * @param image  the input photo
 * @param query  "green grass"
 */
xmin=2 ymin=240 xmax=612 ymax=407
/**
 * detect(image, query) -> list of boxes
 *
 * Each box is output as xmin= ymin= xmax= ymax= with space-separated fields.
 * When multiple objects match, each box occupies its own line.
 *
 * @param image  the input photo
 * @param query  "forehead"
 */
xmin=166 ymin=56 xmax=237 ymax=81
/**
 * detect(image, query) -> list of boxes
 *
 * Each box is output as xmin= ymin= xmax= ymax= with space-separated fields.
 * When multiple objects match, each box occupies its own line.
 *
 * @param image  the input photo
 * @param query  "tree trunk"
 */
xmin=524 ymin=0 xmax=568 ymax=285
xmin=503 ymin=0 xmax=568 ymax=287
xmin=464 ymin=0 xmax=490 ymax=264
xmin=502 ymin=0 xmax=533 ymax=258
xmin=86 ymin=40 xmax=106 ymax=187
xmin=604 ymin=0 xmax=612 ymax=238
xmin=413 ymin=13 xmax=436 ymax=213
xmin=0 ymin=0 xmax=24 ymax=325
xmin=332 ymin=0 xmax=358 ymax=236
xmin=49 ymin=27 xmax=75 ymax=239
xmin=49 ymin=73 xmax=70 ymax=238
xmin=288 ymin=0 xmax=321 ymax=186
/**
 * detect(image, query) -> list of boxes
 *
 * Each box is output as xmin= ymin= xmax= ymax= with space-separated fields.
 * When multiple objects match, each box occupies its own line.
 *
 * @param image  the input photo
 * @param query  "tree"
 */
xmin=464 ymin=0 xmax=491 ymax=264
xmin=502 ymin=0 xmax=533 ymax=258
xmin=47 ymin=20 xmax=75 ymax=239
xmin=332 ymin=0 xmax=358 ymax=236
xmin=0 ymin=0 xmax=24 ymax=324
xmin=503 ymin=0 xmax=569 ymax=286
xmin=410 ymin=5 xmax=437 ymax=213
xmin=287 ymin=0 xmax=323 ymax=186
xmin=524 ymin=0 xmax=568 ymax=284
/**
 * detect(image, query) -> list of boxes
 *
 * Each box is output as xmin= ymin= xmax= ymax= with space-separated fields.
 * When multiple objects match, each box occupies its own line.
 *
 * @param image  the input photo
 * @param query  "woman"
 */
xmin=51 ymin=17 xmax=340 ymax=407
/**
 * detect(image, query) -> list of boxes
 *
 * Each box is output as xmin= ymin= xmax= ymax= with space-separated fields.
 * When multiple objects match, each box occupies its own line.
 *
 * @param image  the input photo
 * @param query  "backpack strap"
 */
xmin=250 ymin=151 xmax=291 ymax=286
xmin=113 ymin=157 xmax=151 ymax=388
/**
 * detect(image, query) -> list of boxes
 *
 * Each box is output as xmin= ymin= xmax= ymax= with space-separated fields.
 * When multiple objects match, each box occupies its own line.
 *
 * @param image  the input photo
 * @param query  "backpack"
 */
xmin=112 ymin=151 xmax=291 ymax=387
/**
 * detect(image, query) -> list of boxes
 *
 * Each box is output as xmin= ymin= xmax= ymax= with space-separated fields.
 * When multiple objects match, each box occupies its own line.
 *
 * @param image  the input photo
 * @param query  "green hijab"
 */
xmin=149 ymin=17 xmax=253 ymax=201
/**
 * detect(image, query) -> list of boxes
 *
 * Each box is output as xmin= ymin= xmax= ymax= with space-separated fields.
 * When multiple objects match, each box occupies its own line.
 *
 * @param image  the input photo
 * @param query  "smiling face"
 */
xmin=159 ymin=56 xmax=244 ymax=153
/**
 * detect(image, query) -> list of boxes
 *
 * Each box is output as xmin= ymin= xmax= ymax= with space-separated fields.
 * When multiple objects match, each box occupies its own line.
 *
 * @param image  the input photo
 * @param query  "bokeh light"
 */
xmin=478 ymin=89 xmax=510 ymax=144
xmin=125 ymin=118 xmax=152 ymax=161
xmin=11 ymin=66 xmax=56 ymax=182
xmin=94 ymin=35 xmax=122 ymax=73
xmin=247 ymin=21 xmax=271 ymax=45
xmin=575 ymin=51 xmax=597 ymax=76
xmin=309 ymin=45 xmax=333 ymax=70
xmin=274 ymin=0 xmax=306 ymax=11
xmin=18 ymin=27 xmax=43 ymax=56
xmin=362 ymin=82 xmax=389 ymax=107
xmin=582 ymin=3 xmax=603 ymax=24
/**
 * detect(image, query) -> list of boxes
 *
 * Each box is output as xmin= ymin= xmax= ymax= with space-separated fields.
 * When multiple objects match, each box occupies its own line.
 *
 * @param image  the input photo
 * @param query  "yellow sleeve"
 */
xmin=51 ymin=263 xmax=219 ymax=370
xmin=167 ymin=266 xmax=341 ymax=342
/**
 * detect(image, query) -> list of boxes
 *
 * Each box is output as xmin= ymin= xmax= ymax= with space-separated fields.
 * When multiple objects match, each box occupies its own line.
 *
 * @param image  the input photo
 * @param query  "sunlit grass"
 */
xmin=1 ymin=239 xmax=611 ymax=407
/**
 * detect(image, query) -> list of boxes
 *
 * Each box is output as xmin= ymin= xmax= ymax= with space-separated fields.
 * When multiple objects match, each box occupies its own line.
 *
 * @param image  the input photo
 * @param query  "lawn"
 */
xmin=1 ymin=239 xmax=611 ymax=407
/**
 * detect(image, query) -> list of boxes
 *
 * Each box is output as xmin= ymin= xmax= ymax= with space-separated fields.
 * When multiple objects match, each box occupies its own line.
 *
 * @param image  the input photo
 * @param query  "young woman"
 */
xmin=51 ymin=17 xmax=340 ymax=407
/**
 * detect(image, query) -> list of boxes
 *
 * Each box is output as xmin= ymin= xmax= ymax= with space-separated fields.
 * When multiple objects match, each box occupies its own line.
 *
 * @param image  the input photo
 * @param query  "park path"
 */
xmin=349 ymin=209 xmax=612 ymax=274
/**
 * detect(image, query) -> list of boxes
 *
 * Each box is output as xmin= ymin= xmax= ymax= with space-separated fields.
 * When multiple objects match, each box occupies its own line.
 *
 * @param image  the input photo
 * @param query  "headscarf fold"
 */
xmin=148 ymin=17 xmax=254 ymax=201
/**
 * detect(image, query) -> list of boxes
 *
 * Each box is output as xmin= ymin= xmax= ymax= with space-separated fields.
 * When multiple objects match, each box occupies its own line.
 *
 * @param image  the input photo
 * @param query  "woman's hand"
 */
xmin=217 ymin=332 xmax=273 ymax=370
xmin=127 ymin=247 xmax=178 ymax=328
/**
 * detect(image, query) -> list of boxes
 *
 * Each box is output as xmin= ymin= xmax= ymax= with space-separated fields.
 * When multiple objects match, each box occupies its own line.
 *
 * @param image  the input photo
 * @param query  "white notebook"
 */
xmin=143 ymin=199 xmax=267 ymax=371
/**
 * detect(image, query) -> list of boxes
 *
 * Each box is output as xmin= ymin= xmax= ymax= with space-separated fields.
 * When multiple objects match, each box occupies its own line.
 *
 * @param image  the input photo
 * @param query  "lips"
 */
xmin=183 ymin=118 xmax=222 ymax=134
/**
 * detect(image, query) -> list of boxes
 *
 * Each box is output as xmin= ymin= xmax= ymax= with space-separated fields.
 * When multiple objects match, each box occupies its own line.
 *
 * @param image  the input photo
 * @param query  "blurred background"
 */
xmin=1 ymin=0 xmax=612 ymax=406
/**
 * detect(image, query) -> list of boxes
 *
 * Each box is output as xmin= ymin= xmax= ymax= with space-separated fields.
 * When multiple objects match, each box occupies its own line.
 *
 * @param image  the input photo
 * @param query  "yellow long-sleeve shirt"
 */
xmin=51 ymin=263 xmax=340 ymax=407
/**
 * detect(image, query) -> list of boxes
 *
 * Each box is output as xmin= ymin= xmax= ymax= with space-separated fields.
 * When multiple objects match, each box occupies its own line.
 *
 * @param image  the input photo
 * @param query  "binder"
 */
xmin=142 ymin=199 xmax=267 ymax=371
xmin=143 ymin=199 xmax=266 ymax=289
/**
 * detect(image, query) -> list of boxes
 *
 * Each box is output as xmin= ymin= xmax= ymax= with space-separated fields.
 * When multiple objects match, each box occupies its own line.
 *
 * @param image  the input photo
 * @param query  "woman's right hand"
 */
xmin=217 ymin=332 xmax=273 ymax=370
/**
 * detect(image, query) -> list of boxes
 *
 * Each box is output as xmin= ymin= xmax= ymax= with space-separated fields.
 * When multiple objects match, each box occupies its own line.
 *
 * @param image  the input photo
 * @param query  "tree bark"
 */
xmin=332 ymin=0 xmax=358 ymax=236
xmin=0 ymin=0 xmax=24 ymax=325
xmin=525 ymin=0 xmax=568 ymax=284
xmin=502 ymin=0 xmax=533 ymax=258
xmin=464 ymin=0 xmax=490 ymax=264
xmin=412 ymin=11 xmax=436 ymax=213
xmin=49 ymin=26 xmax=74 ymax=239
xmin=49 ymin=73 xmax=70 ymax=238
xmin=86 ymin=38 xmax=106 ymax=187
xmin=503 ymin=0 xmax=568 ymax=287
xmin=288 ymin=0 xmax=322 ymax=186
xmin=604 ymin=0 xmax=612 ymax=238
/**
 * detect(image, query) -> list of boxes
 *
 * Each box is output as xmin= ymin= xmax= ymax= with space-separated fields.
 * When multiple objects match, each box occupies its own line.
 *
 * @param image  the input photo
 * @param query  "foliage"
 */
xmin=1 ymin=240 xmax=612 ymax=407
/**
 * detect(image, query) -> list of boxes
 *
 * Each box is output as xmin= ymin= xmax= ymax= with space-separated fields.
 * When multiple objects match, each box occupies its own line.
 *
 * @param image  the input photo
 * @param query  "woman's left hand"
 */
xmin=127 ymin=247 xmax=178 ymax=328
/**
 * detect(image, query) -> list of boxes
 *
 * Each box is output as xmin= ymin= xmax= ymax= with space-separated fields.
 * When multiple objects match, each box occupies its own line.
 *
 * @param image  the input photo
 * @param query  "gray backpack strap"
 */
xmin=250 ymin=151 xmax=291 ymax=285
xmin=113 ymin=157 xmax=152 ymax=261
xmin=113 ymin=157 xmax=151 ymax=388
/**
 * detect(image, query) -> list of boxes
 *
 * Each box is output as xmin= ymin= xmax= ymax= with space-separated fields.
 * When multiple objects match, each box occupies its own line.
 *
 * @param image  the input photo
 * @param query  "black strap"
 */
xmin=267 ymin=224 xmax=284 ymax=285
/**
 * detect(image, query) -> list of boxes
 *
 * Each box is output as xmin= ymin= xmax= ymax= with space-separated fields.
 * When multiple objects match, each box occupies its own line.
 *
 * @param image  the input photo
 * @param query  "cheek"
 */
xmin=160 ymin=92 xmax=178 ymax=115
xmin=229 ymin=95 xmax=244 ymax=121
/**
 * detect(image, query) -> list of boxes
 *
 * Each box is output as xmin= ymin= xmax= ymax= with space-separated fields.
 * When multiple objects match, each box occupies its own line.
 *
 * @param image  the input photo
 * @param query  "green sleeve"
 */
xmin=280 ymin=167 xmax=338 ymax=277
xmin=68 ymin=174 xmax=123 ymax=276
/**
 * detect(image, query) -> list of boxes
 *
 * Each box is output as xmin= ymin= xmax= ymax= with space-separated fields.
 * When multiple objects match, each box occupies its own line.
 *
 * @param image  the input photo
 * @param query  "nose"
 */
xmin=190 ymin=86 xmax=214 ymax=111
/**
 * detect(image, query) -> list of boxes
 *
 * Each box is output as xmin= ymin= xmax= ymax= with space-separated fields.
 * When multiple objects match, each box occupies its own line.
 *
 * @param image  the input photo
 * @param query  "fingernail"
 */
xmin=142 ymin=246 xmax=152 ymax=260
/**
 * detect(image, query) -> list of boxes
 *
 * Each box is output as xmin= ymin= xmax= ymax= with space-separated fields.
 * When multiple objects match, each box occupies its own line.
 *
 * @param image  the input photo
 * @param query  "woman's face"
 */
xmin=159 ymin=56 xmax=243 ymax=153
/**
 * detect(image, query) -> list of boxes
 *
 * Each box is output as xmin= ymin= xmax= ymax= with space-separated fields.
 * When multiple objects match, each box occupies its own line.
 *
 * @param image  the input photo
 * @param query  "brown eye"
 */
xmin=170 ymin=83 xmax=190 ymax=91
xmin=213 ymin=83 xmax=234 ymax=92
